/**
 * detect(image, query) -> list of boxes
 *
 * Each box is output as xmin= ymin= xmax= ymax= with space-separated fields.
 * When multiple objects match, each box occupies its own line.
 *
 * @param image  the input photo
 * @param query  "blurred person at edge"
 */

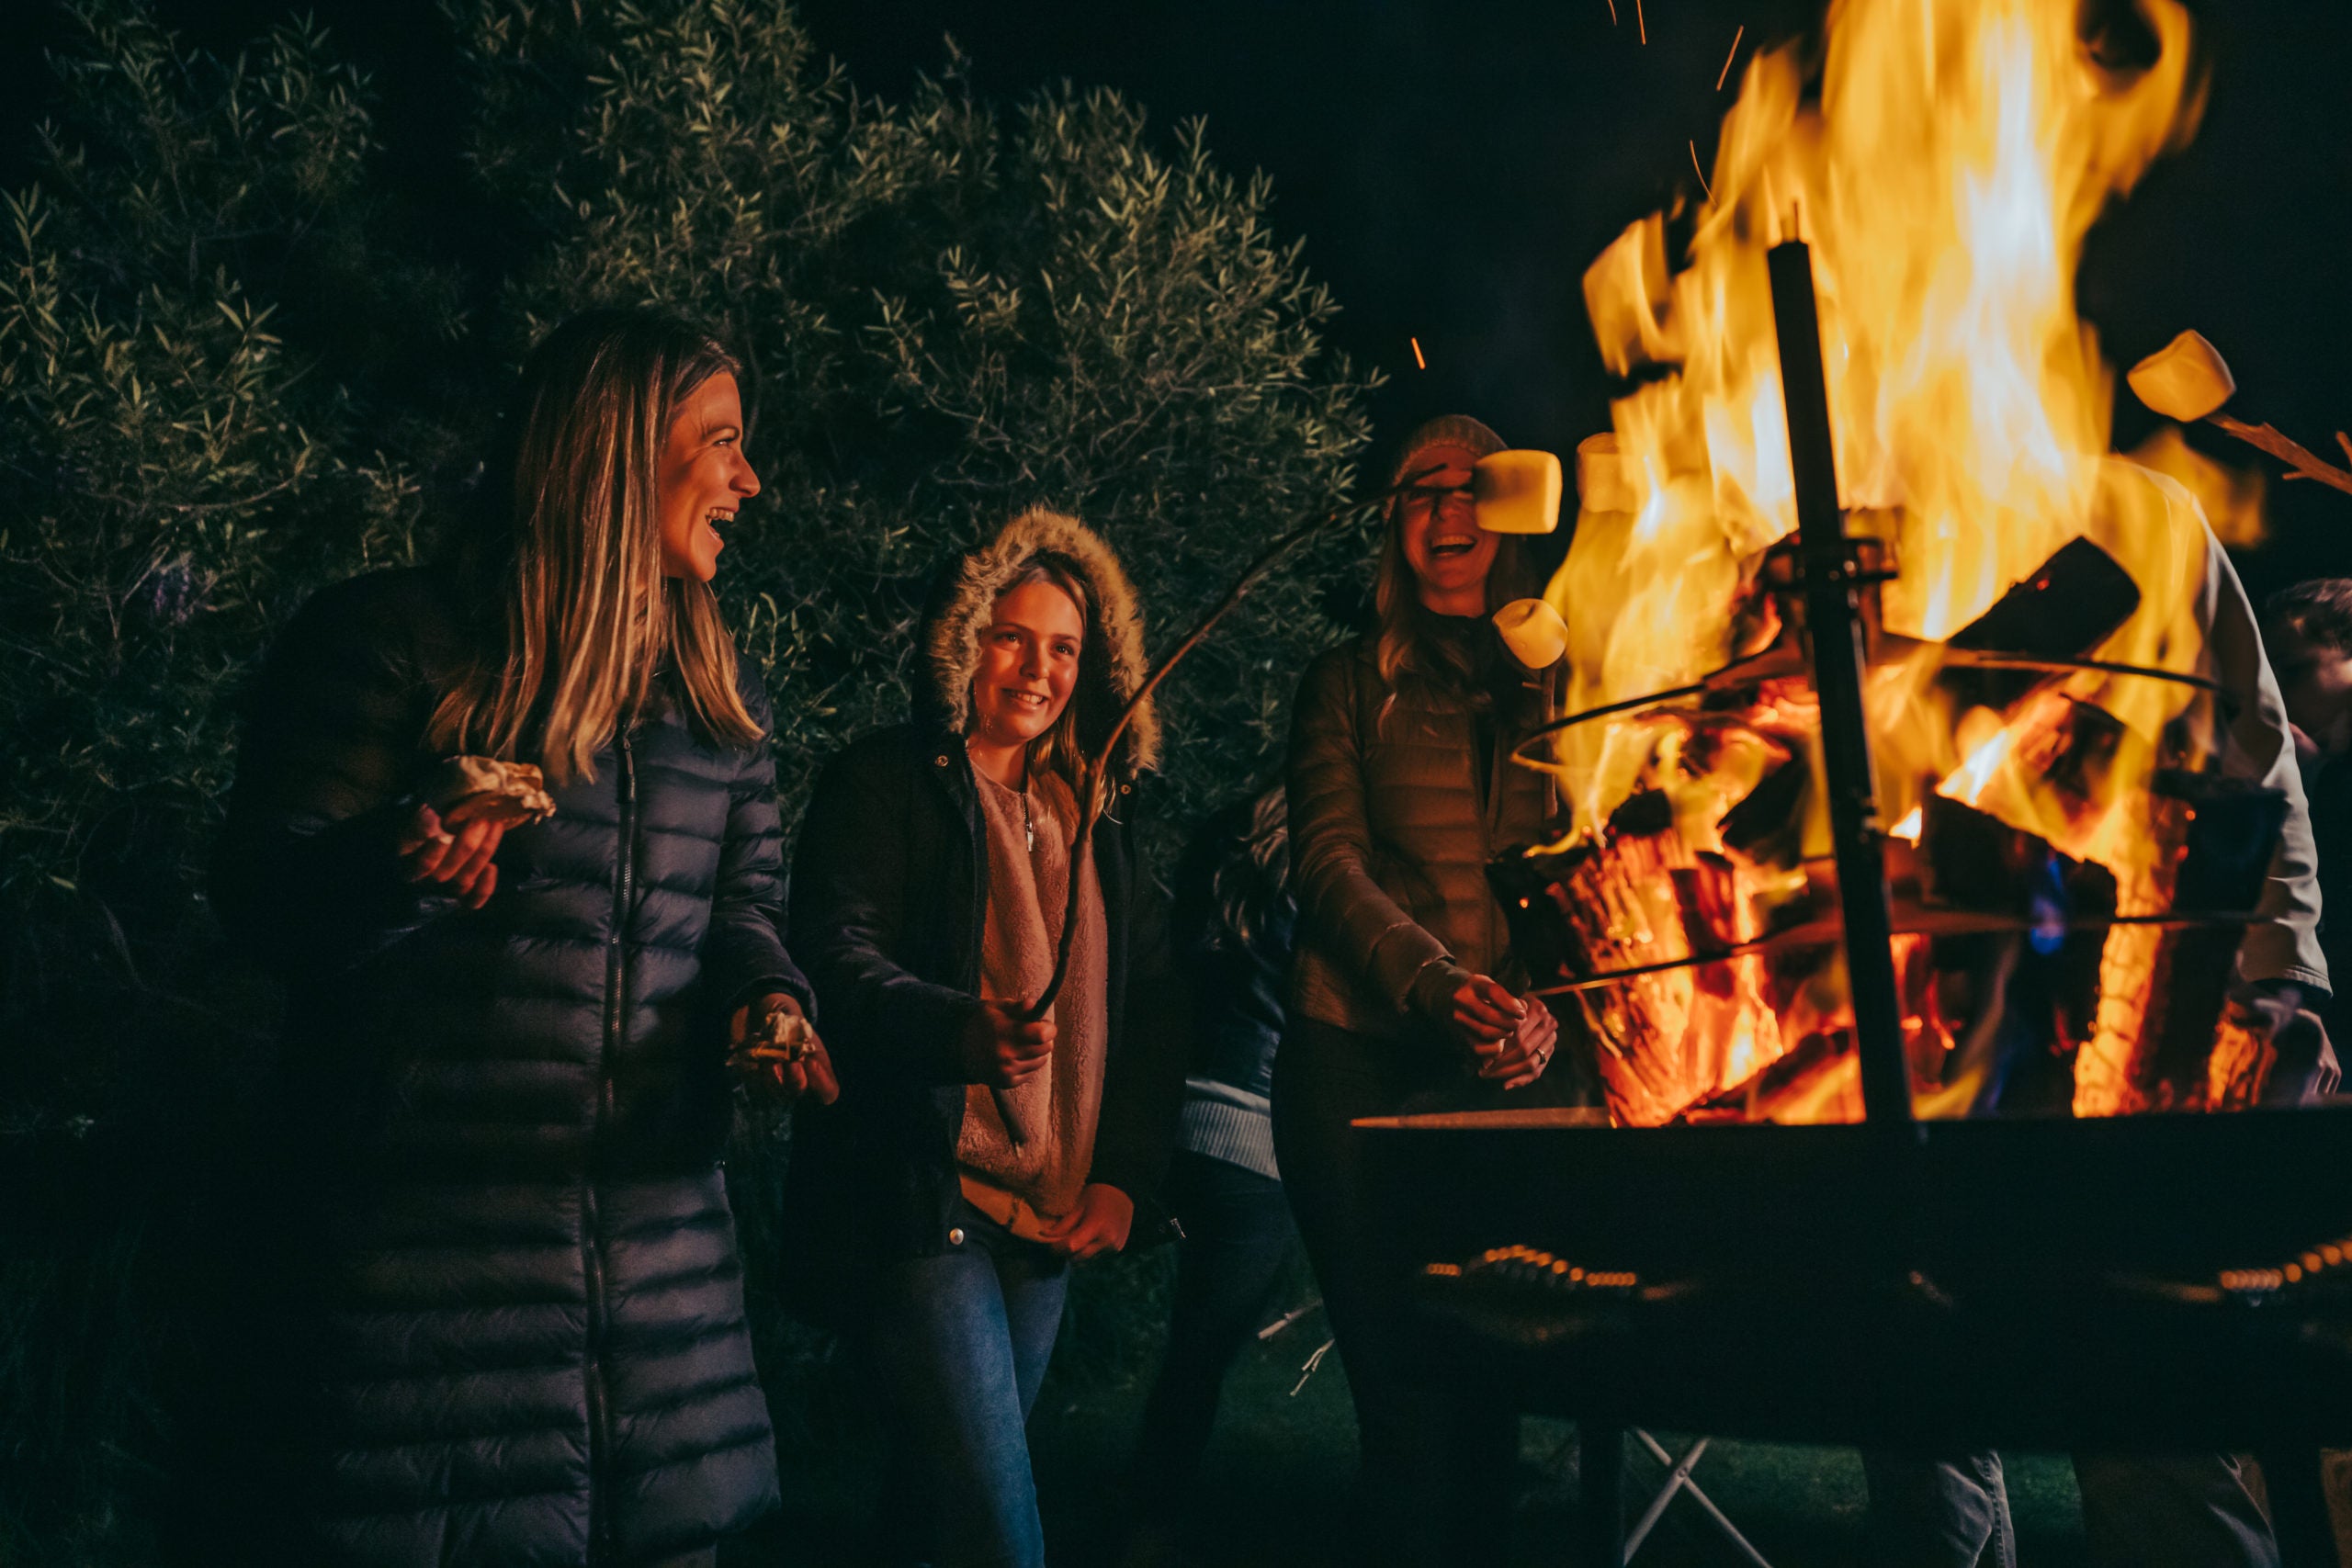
xmin=2264 ymin=578 xmax=2352 ymax=1048
xmin=211 ymin=309 xmax=835 ymax=1567
xmin=1117 ymin=783 xmax=1304 ymax=1567
xmin=782 ymin=509 xmax=1190 ymax=1568
xmin=1276 ymin=414 xmax=1573 ymax=1563
xmin=1868 ymin=545 xmax=2336 ymax=1568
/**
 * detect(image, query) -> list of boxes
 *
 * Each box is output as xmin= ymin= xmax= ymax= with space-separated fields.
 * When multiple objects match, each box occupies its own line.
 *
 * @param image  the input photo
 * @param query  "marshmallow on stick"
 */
xmin=1472 ymin=449 xmax=1566 ymax=536
xmin=2128 ymin=331 xmax=2352 ymax=500
xmin=1494 ymin=598 xmax=1570 ymax=671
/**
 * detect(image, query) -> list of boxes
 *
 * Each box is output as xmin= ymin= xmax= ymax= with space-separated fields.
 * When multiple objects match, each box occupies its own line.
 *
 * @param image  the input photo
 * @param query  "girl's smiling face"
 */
xmin=656 ymin=372 xmax=760 ymax=581
xmin=970 ymin=578 xmax=1085 ymax=749
xmin=1395 ymin=443 xmax=1498 ymax=608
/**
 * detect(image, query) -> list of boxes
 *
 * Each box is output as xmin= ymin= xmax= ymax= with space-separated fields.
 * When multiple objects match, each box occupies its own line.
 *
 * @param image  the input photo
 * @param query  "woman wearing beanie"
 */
xmin=1276 ymin=415 xmax=1566 ymax=1556
xmin=785 ymin=509 xmax=1189 ymax=1568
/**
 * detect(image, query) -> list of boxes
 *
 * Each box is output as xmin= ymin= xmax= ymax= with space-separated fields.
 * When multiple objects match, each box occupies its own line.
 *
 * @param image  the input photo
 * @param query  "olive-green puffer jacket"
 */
xmin=1285 ymin=628 xmax=1553 ymax=1043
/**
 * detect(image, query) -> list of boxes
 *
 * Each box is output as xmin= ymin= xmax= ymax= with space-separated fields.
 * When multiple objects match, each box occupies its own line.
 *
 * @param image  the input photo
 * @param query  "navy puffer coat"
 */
xmin=214 ymin=565 xmax=802 ymax=1566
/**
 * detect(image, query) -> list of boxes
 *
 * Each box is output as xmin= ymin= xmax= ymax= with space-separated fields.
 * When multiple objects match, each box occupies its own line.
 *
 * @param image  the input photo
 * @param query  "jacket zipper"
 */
xmin=584 ymin=731 xmax=635 ymax=1564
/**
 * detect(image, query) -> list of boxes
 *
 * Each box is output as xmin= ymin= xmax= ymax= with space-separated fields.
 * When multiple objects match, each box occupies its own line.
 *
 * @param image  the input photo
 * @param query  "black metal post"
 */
xmin=1578 ymin=1423 xmax=1626 ymax=1566
xmin=1767 ymin=238 xmax=1917 ymax=1131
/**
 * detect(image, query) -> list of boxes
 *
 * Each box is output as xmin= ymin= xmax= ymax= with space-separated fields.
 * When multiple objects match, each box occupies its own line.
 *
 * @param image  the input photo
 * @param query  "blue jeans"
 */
xmin=865 ymin=1203 xmax=1071 ymax=1568
xmin=1129 ymin=1150 xmax=1298 ymax=1517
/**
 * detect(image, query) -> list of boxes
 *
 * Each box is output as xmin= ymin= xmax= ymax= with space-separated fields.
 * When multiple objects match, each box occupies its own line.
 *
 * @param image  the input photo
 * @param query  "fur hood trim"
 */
xmin=920 ymin=507 xmax=1160 ymax=774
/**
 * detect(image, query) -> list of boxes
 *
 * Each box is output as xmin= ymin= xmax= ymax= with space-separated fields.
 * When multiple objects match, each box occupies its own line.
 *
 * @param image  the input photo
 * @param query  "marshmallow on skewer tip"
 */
xmin=2128 ymin=330 xmax=2237 ymax=423
xmin=2128 ymin=330 xmax=2352 ymax=500
xmin=1494 ymin=599 xmax=1570 ymax=671
xmin=1471 ymin=449 xmax=1565 ymax=536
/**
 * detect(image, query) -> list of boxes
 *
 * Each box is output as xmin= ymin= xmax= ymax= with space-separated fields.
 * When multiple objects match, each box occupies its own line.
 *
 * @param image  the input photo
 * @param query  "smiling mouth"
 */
xmin=1002 ymin=689 xmax=1051 ymax=711
xmin=704 ymin=507 xmax=736 ymax=536
xmin=1429 ymin=535 xmax=1479 ymax=558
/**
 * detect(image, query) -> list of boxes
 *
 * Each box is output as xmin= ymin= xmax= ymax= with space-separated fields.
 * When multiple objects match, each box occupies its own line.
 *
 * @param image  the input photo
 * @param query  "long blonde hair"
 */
xmin=429 ymin=309 xmax=763 ymax=783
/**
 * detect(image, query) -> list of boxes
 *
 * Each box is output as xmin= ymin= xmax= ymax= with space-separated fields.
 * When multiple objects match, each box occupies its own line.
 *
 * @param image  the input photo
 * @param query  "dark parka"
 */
xmin=214 ymin=566 xmax=802 ymax=1566
xmin=782 ymin=510 xmax=1189 ymax=1307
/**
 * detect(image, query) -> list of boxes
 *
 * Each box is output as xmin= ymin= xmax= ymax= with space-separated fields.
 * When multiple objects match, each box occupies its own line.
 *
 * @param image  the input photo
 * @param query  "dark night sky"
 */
xmin=3 ymin=0 xmax=2348 ymax=591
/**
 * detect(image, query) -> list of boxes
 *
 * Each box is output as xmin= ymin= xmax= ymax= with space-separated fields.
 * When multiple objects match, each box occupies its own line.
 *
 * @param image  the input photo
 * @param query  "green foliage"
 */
xmin=0 ymin=2 xmax=435 ymax=1119
xmin=453 ymin=0 xmax=1380 ymax=826
xmin=0 ymin=0 xmax=1374 ymax=1559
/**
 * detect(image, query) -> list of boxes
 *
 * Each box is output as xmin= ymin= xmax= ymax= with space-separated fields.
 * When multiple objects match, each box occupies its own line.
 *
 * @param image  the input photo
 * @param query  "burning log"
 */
xmin=2075 ymin=773 xmax=2289 ymax=1114
xmin=1939 ymin=536 xmax=2141 ymax=716
xmin=1498 ymin=789 xmax=1789 ymax=1128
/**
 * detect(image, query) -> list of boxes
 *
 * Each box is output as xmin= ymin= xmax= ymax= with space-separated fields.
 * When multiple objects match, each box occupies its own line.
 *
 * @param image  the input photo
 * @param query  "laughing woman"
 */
xmin=1278 ymin=415 xmax=1565 ymax=1558
xmin=213 ymin=309 xmax=832 ymax=1566
xmin=785 ymin=509 xmax=1188 ymax=1568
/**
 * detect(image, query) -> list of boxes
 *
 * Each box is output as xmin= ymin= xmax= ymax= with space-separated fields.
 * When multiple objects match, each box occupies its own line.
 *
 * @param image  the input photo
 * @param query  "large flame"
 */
xmin=1544 ymin=0 xmax=2227 ymax=1123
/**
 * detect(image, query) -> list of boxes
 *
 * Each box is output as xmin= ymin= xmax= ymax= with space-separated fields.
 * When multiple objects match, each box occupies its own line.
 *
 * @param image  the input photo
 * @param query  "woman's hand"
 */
xmin=1442 ymin=974 xmax=1524 ymax=1052
xmin=959 ymin=999 xmax=1056 ymax=1088
xmin=395 ymin=800 xmax=509 ymax=909
xmin=1475 ymin=994 xmax=1559 ymax=1091
xmin=1037 ymin=1183 xmax=1134 ymax=1262
xmin=729 ymin=993 xmax=840 ymax=1105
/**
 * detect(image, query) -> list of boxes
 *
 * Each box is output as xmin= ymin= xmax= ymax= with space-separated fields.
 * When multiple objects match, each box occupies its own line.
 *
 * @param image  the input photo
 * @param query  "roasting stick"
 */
xmin=2209 ymin=417 xmax=2352 ymax=500
xmin=984 ymin=471 xmax=1438 ymax=1147
xmin=2127 ymin=329 xmax=2352 ymax=500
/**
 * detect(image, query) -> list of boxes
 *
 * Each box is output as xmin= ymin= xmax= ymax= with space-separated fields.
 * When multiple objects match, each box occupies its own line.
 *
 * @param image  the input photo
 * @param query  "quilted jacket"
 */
xmin=213 ymin=565 xmax=802 ymax=1566
xmin=1286 ymin=626 xmax=1553 ymax=1044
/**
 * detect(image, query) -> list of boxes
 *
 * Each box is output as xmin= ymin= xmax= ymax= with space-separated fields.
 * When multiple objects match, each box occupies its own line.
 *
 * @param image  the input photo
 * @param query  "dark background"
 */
xmin=3 ymin=0 xmax=2347 ymax=590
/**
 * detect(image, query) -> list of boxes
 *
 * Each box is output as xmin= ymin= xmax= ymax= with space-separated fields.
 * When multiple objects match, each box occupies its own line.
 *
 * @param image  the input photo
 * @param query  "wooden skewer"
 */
xmin=2207 ymin=413 xmax=2352 ymax=500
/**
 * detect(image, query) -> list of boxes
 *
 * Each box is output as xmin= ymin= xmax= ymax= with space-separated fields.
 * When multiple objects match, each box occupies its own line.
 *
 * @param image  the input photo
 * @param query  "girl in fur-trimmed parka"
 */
xmin=786 ymin=509 xmax=1189 ymax=1568
xmin=213 ymin=310 xmax=834 ymax=1567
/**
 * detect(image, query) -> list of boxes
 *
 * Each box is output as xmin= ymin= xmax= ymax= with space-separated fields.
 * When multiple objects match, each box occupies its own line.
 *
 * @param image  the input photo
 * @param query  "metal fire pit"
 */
xmin=1354 ymin=242 xmax=2346 ymax=1564
xmin=1361 ymin=1106 xmax=2352 ymax=1452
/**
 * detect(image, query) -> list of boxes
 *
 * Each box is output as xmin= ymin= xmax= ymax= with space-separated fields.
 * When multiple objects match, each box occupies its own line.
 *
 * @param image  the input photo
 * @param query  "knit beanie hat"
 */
xmin=1388 ymin=413 xmax=1506 ymax=487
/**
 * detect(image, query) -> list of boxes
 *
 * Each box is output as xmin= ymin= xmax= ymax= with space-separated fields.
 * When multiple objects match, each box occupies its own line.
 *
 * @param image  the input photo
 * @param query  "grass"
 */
xmin=742 ymin=1270 xmax=2097 ymax=1567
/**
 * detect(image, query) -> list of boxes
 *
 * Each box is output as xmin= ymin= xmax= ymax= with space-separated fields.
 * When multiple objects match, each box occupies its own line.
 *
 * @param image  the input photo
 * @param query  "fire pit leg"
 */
xmin=1579 ymin=1422 xmax=1626 ymax=1566
xmin=2258 ymin=1449 xmax=2342 ymax=1568
xmin=1767 ymin=234 xmax=1917 ymax=1134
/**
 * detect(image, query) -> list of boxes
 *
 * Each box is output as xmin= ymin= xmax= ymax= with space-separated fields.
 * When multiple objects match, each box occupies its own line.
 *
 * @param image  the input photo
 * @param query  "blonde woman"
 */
xmin=214 ymin=309 xmax=831 ymax=1566
xmin=1277 ymin=415 xmax=1564 ymax=1558
xmin=786 ymin=509 xmax=1189 ymax=1568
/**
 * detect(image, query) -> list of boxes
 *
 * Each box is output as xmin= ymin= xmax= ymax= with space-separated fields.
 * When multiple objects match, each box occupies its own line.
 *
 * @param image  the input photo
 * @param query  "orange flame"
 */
xmin=1537 ymin=0 xmax=2225 ymax=1125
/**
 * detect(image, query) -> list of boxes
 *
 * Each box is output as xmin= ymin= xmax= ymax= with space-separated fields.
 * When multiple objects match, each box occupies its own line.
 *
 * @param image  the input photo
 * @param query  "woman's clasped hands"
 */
xmin=1447 ymin=974 xmax=1557 ymax=1090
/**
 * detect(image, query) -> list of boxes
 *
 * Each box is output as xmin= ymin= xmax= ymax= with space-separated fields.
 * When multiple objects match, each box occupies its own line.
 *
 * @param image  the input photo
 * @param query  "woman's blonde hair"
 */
xmin=429 ymin=309 xmax=763 ymax=783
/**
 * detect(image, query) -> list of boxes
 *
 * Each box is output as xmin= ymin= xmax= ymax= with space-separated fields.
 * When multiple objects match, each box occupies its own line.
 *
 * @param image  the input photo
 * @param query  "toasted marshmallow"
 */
xmin=1472 ymin=449 xmax=1565 ymax=535
xmin=1494 ymin=598 xmax=1570 ymax=671
xmin=2128 ymin=330 xmax=2237 ymax=423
